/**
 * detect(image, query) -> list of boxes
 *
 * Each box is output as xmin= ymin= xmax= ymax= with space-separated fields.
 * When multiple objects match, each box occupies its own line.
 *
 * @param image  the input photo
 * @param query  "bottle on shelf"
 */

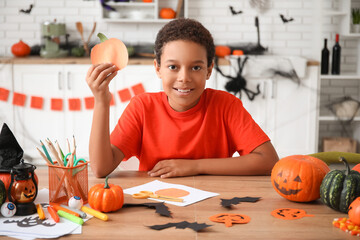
xmin=331 ymin=34 xmax=341 ymax=75
xmin=321 ymin=38 xmax=329 ymax=75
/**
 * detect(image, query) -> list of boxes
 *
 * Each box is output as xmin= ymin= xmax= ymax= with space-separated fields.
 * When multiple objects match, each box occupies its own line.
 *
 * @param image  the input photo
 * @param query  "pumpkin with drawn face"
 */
xmin=271 ymin=155 xmax=330 ymax=202
xmin=10 ymin=179 xmax=37 ymax=203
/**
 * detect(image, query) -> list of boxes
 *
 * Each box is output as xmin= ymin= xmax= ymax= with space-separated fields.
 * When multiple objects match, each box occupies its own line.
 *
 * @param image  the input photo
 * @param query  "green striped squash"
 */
xmin=0 ymin=180 xmax=5 ymax=205
xmin=320 ymin=157 xmax=360 ymax=213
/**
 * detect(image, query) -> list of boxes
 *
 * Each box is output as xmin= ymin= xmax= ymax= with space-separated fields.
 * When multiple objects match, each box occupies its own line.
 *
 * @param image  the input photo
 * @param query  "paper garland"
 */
xmin=0 ymin=83 xmax=145 ymax=111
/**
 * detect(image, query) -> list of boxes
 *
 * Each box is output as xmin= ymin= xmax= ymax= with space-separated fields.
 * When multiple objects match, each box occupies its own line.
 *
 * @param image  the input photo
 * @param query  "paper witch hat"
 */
xmin=0 ymin=123 xmax=23 ymax=170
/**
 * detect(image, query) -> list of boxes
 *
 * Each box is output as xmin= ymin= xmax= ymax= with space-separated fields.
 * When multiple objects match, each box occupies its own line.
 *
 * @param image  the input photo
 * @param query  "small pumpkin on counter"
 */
xmin=271 ymin=155 xmax=330 ymax=202
xmin=348 ymin=197 xmax=360 ymax=225
xmin=11 ymin=40 xmax=31 ymax=57
xmin=159 ymin=8 xmax=176 ymax=19
xmin=215 ymin=45 xmax=231 ymax=58
xmin=320 ymin=157 xmax=360 ymax=213
xmin=88 ymin=176 xmax=124 ymax=213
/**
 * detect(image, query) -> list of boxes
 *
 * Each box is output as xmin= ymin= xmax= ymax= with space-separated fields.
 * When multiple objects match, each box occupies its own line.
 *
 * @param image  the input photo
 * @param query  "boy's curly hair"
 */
xmin=155 ymin=18 xmax=215 ymax=67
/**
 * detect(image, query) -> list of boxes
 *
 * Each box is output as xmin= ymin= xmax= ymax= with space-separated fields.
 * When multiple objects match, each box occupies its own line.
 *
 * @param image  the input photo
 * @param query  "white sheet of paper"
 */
xmin=0 ymin=188 xmax=90 ymax=240
xmin=123 ymin=180 xmax=219 ymax=206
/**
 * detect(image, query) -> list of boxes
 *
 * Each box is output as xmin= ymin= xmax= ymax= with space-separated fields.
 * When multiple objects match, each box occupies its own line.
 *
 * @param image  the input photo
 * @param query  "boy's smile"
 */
xmin=155 ymin=40 xmax=213 ymax=112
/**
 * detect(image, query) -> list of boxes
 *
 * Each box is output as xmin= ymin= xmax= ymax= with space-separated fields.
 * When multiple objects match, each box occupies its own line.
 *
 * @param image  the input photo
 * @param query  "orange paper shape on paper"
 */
xmin=84 ymin=96 xmax=94 ymax=110
xmin=118 ymin=88 xmax=132 ymax=102
xmin=271 ymin=208 xmax=314 ymax=220
xmin=30 ymin=96 xmax=44 ymax=109
xmin=0 ymin=87 xmax=10 ymax=101
xmin=209 ymin=213 xmax=251 ymax=227
xmin=131 ymin=83 xmax=145 ymax=96
xmin=51 ymin=98 xmax=63 ymax=111
xmin=110 ymin=93 xmax=115 ymax=106
xmin=68 ymin=98 xmax=81 ymax=111
xmin=12 ymin=92 xmax=26 ymax=106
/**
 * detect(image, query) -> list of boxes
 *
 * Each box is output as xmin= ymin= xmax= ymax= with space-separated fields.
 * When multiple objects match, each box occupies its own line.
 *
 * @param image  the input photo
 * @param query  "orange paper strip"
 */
xmin=51 ymin=98 xmax=63 ymax=111
xmin=12 ymin=92 xmax=26 ymax=106
xmin=68 ymin=98 xmax=81 ymax=111
xmin=118 ymin=88 xmax=132 ymax=102
xmin=131 ymin=83 xmax=145 ymax=96
xmin=30 ymin=96 xmax=44 ymax=109
xmin=84 ymin=96 xmax=94 ymax=110
xmin=0 ymin=87 xmax=10 ymax=101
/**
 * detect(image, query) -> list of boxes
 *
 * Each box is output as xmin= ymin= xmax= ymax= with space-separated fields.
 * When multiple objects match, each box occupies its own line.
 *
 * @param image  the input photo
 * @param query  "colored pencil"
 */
xmin=36 ymin=147 xmax=53 ymax=165
xmin=46 ymin=138 xmax=63 ymax=166
xmin=40 ymin=140 xmax=53 ymax=164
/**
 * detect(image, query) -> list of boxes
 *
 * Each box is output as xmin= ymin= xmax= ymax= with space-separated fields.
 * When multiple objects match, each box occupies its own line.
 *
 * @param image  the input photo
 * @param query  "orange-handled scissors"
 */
xmin=132 ymin=191 xmax=183 ymax=202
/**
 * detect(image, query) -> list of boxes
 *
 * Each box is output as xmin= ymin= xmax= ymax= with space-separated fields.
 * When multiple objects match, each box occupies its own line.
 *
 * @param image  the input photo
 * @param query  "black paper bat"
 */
xmin=229 ymin=6 xmax=243 ymax=15
xmin=279 ymin=14 xmax=294 ymax=23
xmin=148 ymin=221 xmax=212 ymax=232
xmin=122 ymin=202 xmax=171 ymax=217
xmin=19 ymin=4 xmax=33 ymax=14
xmin=221 ymin=196 xmax=261 ymax=208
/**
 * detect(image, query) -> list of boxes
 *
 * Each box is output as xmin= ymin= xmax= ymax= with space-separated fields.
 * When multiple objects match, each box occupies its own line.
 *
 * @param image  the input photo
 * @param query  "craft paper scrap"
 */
xmin=124 ymin=180 xmax=219 ymax=206
xmin=0 ymin=188 xmax=91 ymax=240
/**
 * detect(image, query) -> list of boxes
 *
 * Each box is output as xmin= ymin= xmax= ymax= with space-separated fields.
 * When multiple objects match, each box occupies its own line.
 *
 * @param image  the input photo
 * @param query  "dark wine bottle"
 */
xmin=321 ymin=38 xmax=329 ymax=74
xmin=331 ymin=34 xmax=341 ymax=75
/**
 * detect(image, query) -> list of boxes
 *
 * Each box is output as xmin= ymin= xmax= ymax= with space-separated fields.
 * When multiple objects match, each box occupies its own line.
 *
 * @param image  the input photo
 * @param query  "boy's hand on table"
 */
xmin=86 ymin=63 xmax=118 ymax=103
xmin=148 ymin=159 xmax=199 ymax=178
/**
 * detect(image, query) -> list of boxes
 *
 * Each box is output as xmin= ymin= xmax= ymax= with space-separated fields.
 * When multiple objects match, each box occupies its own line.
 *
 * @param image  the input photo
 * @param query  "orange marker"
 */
xmin=36 ymin=204 xmax=45 ymax=220
xmin=50 ymin=203 xmax=80 ymax=217
xmin=47 ymin=206 xmax=60 ymax=223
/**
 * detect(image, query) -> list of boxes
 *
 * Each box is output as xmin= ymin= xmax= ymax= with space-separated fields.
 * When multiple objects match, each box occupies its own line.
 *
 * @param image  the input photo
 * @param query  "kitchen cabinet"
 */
xmin=0 ymin=64 xmax=14 ymax=130
xmin=101 ymin=0 xmax=188 ymax=23
xmin=215 ymin=63 xmax=319 ymax=158
xmin=12 ymin=64 xmax=117 ymax=164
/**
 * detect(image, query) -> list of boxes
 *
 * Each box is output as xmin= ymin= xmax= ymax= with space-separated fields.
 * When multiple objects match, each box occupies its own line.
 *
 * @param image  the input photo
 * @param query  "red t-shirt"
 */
xmin=110 ymin=88 xmax=270 ymax=171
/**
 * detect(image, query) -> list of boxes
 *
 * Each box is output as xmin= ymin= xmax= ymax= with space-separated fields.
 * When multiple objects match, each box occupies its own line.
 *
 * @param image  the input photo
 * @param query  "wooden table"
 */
xmin=1 ymin=168 xmax=352 ymax=239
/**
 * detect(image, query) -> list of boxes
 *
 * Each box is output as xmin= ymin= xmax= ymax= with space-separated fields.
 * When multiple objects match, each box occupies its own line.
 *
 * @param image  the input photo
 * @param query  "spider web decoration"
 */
xmin=214 ymin=56 xmax=261 ymax=101
xmin=326 ymin=96 xmax=360 ymax=137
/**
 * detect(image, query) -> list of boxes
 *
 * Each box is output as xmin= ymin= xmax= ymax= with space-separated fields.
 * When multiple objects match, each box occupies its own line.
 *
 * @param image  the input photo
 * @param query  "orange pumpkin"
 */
xmin=348 ymin=197 xmax=360 ymax=225
xmin=0 ymin=172 xmax=38 ymax=191
xmin=91 ymin=33 xmax=128 ymax=71
xmin=10 ymin=178 xmax=37 ymax=203
xmin=352 ymin=163 xmax=360 ymax=173
xmin=271 ymin=155 xmax=330 ymax=202
xmin=11 ymin=40 xmax=31 ymax=57
xmin=159 ymin=8 xmax=176 ymax=19
xmin=215 ymin=45 xmax=231 ymax=57
xmin=88 ymin=176 xmax=124 ymax=213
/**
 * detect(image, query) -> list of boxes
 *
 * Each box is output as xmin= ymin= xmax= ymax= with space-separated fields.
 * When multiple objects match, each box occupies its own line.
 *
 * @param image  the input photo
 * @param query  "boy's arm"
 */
xmin=86 ymin=63 xmax=125 ymax=177
xmin=147 ymin=141 xmax=279 ymax=178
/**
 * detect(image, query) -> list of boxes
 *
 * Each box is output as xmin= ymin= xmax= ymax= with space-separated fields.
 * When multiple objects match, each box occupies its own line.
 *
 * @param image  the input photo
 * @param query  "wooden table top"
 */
xmin=1 ymin=168 xmax=351 ymax=239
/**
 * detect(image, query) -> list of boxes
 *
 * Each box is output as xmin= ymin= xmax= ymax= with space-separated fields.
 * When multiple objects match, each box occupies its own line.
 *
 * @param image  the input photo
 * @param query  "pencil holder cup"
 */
xmin=48 ymin=162 xmax=88 ymax=205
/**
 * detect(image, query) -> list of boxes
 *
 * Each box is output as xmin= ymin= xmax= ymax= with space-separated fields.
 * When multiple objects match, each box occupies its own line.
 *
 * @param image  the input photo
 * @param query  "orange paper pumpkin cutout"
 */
xmin=68 ymin=98 xmax=81 ymax=111
xmin=154 ymin=188 xmax=190 ymax=198
xmin=131 ymin=83 xmax=145 ymax=96
xmin=209 ymin=213 xmax=251 ymax=227
xmin=51 ymin=98 xmax=63 ymax=111
xmin=271 ymin=208 xmax=314 ymax=220
xmin=0 ymin=87 xmax=10 ymax=101
xmin=30 ymin=96 xmax=43 ymax=109
xmin=118 ymin=88 xmax=132 ymax=102
xmin=12 ymin=92 xmax=26 ymax=106
xmin=84 ymin=96 xmax=95 ymax=110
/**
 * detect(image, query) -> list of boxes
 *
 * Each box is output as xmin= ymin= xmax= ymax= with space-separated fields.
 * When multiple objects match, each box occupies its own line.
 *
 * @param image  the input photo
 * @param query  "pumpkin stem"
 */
xmin=340 ymin=157 xmax=351 ymax=175
xmin=104 ymin=176 xmax=110 ymax=189
xmin=97 ymin=33 xmax=108 ymax=43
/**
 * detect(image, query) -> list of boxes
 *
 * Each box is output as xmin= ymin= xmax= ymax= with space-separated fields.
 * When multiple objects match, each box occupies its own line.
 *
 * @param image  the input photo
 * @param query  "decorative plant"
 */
xmin=352 ymin=8 xmax=360 ymax=25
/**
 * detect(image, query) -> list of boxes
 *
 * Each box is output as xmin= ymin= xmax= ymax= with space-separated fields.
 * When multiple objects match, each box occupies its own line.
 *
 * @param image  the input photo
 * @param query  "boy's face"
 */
xmin=154 ymin=40 xmax=213 ymax=112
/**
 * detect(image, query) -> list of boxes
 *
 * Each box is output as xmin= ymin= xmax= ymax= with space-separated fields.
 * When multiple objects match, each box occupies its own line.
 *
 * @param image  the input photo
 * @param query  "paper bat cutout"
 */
xmin=19 ymin=4 xmax=33 ymax=14
xmin=221 ymin=196 xmax=261 ymax=208
xmin=229 ymin=6 xmax=243 ymax=15
xmin=122 ymin=202 xmax=171 ymax=217
xmin=148 ymin=221 xmax=212 ymax=232
xmin=279 ymin=14 xmax=294 ymax=23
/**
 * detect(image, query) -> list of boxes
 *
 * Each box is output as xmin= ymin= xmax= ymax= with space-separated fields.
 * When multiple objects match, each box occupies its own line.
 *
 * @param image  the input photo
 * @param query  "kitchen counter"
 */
xmin=0 ymin=56 xmax=319 ymax=66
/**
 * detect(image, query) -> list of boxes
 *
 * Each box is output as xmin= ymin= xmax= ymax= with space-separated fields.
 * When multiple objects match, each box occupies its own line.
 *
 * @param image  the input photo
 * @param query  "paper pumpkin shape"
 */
xmin=348 ymin=197 xmax=360 ymax=225
xmin=271 ymin=208 xmax=314 ymax=220
xmin=271 ymin=155 xmax=330 ymax=202
xmin=209 ymin=213 xmax=250 ymax=227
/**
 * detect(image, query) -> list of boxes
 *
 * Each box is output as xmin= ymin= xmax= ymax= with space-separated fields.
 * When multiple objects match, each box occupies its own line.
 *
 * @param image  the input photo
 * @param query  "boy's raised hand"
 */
xmin=148 ymin=159 xmax=199 ymax=178
xmin=86 ymin=63 xmax=118 ymax=104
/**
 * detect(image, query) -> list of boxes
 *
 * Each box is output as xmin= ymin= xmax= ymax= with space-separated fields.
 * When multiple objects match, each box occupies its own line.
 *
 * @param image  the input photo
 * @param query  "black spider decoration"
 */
xmin=214 ymin=57 xmax=261 ymax=101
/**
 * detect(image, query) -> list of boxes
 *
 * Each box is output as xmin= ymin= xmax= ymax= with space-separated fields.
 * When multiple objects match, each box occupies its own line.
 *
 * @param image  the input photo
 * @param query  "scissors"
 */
xmin=63 ymin=153 xmax=87 ymax=167
xmin=132 ymin=191 xmax=183 ymax=202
